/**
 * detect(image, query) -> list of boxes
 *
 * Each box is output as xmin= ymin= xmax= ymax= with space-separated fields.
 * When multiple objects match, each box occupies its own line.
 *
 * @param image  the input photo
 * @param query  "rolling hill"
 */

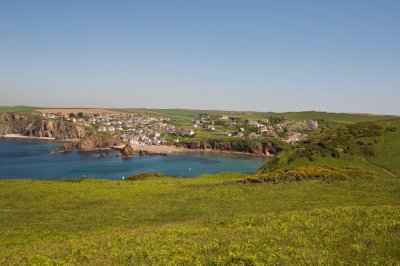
xmin=0 ymin=116 xmax=399 ymax=264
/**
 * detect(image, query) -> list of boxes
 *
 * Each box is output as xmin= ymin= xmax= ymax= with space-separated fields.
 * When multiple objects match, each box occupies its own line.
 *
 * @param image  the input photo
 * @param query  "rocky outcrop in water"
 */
xmin=51 ymin=143 xmax=74 ymax=154
xmin=51 ymin=135 xmax=121 ymax=153
xmin=77 ymin=135 xmax=120 ymax=151
xmin=120 ymin=144 xmax=135 ymax=158
xmin=0 ymin=113 xmax=89 ymax=140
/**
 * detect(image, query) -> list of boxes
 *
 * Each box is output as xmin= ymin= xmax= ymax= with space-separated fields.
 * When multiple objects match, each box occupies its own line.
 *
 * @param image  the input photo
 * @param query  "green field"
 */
xmin=2 ymin=105 xmax=392 ymax=126
xmin=0 ymin=106 xmax=37 ymax=115
xmin=231 ymin=111 xmax=391 ymax=125
xmin=117 ymin=108 xmax=394 ymax=127
xmin=1 ymin=109 xmax=399 ymax=264
xmin=116 ymin=108 xmax=231 ymax=126
xmin=281 ymin=111 xmax=391 ymax=124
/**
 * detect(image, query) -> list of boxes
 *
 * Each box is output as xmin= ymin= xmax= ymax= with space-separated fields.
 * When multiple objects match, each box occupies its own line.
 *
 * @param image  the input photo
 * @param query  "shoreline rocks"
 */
xmin=120 ymin=144 xmax=135 ymax=158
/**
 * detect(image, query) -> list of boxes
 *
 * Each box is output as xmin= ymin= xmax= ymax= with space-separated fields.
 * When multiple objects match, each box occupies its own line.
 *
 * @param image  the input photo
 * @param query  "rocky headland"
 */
xmin=175 ymin=138 xmax=281 ymax=156
xmin=0 ymin=113 xmax=89 ymax=140
xmin=0 ymin=113 xmax=121 ymax=153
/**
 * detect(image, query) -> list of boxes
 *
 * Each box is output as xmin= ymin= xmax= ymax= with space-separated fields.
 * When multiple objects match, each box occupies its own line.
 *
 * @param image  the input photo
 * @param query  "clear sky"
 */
xmin=0 ymin=0 xmax=399 ymax=114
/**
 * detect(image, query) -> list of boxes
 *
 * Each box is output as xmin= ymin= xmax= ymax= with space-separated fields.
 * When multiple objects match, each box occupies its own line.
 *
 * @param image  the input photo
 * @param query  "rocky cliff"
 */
xmin=76 ymin=134 xmax=120 ymax=151
xmin=0 ymin=113 xmax=120 ymax=152
xmin=0 ymin=113 xmax=89 ymax=140
xmin=176 ymin=138 xmax=282 ymax=155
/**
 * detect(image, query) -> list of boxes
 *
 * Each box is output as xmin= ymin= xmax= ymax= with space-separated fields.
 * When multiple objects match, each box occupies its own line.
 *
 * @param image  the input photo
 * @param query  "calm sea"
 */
xmin=0 ymin=139 xmax=265 ymax=180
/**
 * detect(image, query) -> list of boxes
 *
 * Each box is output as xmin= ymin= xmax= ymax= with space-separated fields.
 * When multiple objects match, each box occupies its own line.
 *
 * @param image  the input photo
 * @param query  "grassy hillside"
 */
xmin=255 ymin=118 xmax=400 ymax=176
xmin=115 ymin=108 xmax=394 ymax=127
xmin=0 ymin=169 xmax=399 ymax=264
xmin=280 ymin=111 xmax=391 ymax=124
xmin=0 ymin=110 xmax=399 ymax=264
xmin=368 ymin=119 xmax=400 ymax=175
xmin=1 ymin=120 xmax=400 ymax=264
xmin=231 ymin=111 xmax=391 ymax=124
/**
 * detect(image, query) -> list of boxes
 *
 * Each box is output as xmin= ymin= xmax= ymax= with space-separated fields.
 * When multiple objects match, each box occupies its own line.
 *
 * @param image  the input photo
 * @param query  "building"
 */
xmin=248 ymin=132 xmax=259 ymax=139
xmin=265 ymin=130 xmax=278 ymax=138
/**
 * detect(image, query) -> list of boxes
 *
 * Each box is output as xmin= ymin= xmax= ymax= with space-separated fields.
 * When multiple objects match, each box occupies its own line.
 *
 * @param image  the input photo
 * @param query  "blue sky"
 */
xmin=0 ymin=0 xmax=399 ymax=114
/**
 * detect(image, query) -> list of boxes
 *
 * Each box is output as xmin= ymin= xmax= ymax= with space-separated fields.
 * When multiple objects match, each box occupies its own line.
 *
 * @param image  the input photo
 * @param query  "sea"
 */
xmin=0 ymin=139 xmax=265 ymax=180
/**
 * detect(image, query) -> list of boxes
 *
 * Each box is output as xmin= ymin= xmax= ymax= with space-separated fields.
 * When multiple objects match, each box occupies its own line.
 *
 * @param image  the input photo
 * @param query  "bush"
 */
xmin=239 ymin=166 xmax=374 ymax=184
xmin=124 ymin=172 xmax=165 ymax=181
xmin=287 ymin=122 xmax=382 ymax=163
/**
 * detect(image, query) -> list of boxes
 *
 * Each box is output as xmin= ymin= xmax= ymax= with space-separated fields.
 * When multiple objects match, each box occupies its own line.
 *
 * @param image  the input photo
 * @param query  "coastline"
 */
xmin=0 ymin=134 xmax=81 ymax=142
xmin=0 ymin=134 xmax=269 ymax=157
xmin=1 ymin=134 xmax=56 ymax=141
xmin=128 ymin=144 xmax=269 ymax=157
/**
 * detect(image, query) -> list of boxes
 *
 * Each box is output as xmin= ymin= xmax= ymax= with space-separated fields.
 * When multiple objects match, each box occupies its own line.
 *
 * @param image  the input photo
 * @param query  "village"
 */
xmin=40 ymin=111 xmax=175 ymax=146
xmin=188 ymin=113 xmax=320 ymax=144
xmin=40 ymin=110 xmax=321 ymax=146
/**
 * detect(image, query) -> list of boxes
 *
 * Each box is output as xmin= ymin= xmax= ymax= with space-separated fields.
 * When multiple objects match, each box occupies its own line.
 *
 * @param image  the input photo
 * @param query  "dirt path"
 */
xmin=359 ymin=157 xmax=396 ymax=177
xmin=357 ymin=121 xmax=396 ymax=177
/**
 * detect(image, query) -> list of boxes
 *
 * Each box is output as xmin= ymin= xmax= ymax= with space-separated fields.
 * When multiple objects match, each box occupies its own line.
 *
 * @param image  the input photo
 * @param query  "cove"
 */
xmin=0 ymin=139 xmax=265 ymax=180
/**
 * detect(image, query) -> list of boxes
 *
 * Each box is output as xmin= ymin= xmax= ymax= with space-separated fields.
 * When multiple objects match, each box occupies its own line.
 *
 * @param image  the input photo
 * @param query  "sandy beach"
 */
xmin=1 ymin=134 xmax=83 ymax=143
xmin=1 ymin=134 xmax=56 ymax=140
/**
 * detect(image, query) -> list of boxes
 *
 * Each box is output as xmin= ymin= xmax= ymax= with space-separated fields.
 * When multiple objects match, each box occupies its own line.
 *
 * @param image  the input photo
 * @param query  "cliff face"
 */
xmin=76 ymin=134 xmax=120 ymax=151
xmin=0 ymin=113 xmax=90 ymax=140
xmin=176 ymin=138 xmax=282 ymax=155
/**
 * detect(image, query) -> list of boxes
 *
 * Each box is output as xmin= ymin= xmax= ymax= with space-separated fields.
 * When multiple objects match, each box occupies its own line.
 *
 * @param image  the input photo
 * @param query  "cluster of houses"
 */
xmin=40 ymin=111 xmax=179 ymax=146
xmin=120 ymin=131 xmax=164 ymax=146
xmin=190 ymin=114 xmax=320 ymax=144
xmin=41 ymin=111 xmax=321 ymax=145
xmin=42 ymin=112 xmax=172 ymax=134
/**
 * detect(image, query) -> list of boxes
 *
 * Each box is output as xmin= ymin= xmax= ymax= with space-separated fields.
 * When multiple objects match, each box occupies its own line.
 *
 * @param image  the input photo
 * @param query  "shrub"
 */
xmin=124 ymin=173 xmax=165 ymax=181
xmin=239 ymin=166 xmax=373 ymax=184
xmin=287 ymin=122 xmax=382 ymax=163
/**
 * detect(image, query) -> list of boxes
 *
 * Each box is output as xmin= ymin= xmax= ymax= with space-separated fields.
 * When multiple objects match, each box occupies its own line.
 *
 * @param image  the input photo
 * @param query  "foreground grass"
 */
xmin=1 ymin=114 xmax=400 ymax=264
xmin=0 ymin=168 xmax=399 ymax=264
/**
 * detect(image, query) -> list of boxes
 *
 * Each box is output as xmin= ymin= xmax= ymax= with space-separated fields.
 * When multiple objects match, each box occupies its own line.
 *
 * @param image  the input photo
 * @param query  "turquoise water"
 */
xmin=0 ymin=139 xmax=265 ymax=180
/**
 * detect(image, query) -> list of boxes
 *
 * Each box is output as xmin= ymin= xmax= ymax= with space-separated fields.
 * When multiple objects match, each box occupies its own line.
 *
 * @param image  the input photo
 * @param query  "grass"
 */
xmin=117 ymin=109 xmax=393 ymax=127
xmin=231 ymin=111 xmax=392 ymax=125
xmin=0 ymin=159 xmax=399 ymax=264
xmin=116 ymin=108 xmax=230 ymax=126
xmin=0 ymin=112 xmax=400 ymax=264
xmin=0 ymin=106 xmax=37 ymax=115
xmin=368 ymin=119 xmax=400 ymax=175
xmin=280 ymin=111 xmax=391 ymax=124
